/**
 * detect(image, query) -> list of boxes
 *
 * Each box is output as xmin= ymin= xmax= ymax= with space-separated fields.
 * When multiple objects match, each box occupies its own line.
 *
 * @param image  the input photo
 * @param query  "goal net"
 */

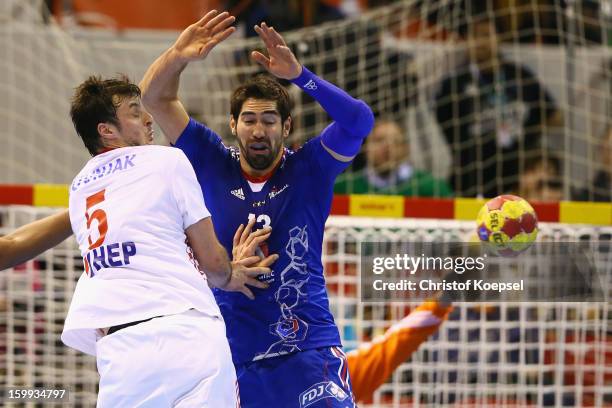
xmin=1 ymin=0 xmax=610 ymax=200
xmin=1 ymin=205 xmax=610 ymax=407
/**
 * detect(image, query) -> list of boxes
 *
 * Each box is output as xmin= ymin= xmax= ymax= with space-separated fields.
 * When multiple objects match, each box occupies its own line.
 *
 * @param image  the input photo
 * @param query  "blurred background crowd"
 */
xmin=5 ymin=0 xmax=611 ymax=203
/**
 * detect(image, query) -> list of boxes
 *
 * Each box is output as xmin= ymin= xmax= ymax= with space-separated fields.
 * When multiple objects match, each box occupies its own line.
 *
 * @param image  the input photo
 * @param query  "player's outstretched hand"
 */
xmin=251 ymin=22 xmax=302 ymax=80
xmin=172 ymin=10 xmax=236 ymax=62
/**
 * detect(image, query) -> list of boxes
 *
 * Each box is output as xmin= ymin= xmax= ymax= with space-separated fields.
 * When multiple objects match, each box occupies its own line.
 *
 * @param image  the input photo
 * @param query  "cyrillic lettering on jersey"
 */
xmin=83 ymin=241 xmax=137 ymax=276
xmin=71 ymin=154 xmax=136 ymax=192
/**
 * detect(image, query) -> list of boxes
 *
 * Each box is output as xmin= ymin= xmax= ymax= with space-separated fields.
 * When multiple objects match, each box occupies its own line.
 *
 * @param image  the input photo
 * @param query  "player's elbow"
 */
xmin=353 ymin=100 xmax=375 ymax=139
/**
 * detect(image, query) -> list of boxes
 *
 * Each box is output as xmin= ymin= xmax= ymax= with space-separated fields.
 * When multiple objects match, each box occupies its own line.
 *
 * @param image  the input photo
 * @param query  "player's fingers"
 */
xmin=269 ymin=27 xmax=287 ymax=46
xmin=246 ymin=278 xmax=269 ymax=290
xmin=204 ymin=11 xmax=229 ymax=30
xmin=251 ymin=51 xmax=270 ymax=69
xmin=258 ymin=254 xmax=279 ymax=267
xmin=244 ymin=226 xmax=271 ymax=242
xmin=196 ymin=9 xmax=218 ymax=27
xmin=200 ymin=39 xmax=221 ymax=58
xmin=212 ymin=26 xmax=236 ymax=43
xmin=245 ymin=234 xmax=271 ymax=255
xmin=245 ymin=266 xmax=271 ymax=277
xmin=210 ymin=15 xmax=235 ymax=36
xmin=244 ymin=228 xmax=271 ymax=247
xmin=233 ymin=224 xmax=245 ymax=247
xmin=240 ymin=286 xmax=255 ymax=300
xmin=253 ymin=225 xmax=272 ymax=235
xmin=236 ymin=255 xmax=262 ymax=266
xmin=254 ymin=24 xmax=274 ymax=49
xmin=276 ymin=45 xmax=293 ymax=56
xmin=240 ymin=217 xmax=256 ymax=244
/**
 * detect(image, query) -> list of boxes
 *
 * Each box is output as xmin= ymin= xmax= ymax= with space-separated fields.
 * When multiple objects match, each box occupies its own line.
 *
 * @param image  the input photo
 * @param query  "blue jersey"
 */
xmin=176 ymin=118 xmax=349 ymax=364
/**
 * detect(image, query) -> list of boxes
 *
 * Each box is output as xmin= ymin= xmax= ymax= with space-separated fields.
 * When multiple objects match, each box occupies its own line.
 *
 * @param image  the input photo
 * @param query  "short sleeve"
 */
xmin=170 ymin=150 xmax=211 ymax=230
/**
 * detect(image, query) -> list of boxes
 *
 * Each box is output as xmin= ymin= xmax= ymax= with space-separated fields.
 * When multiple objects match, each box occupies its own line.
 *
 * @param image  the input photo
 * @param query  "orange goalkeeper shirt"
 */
xmin=347 ymin=300 xmax=452 ymax=403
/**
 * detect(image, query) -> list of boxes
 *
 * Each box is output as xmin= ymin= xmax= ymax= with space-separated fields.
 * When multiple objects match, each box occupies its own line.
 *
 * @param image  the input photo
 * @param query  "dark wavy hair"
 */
xmin=230 ymin=74 xmax=293 ymax=123
xmin=70 ymin=75 xmax=141 ymax=155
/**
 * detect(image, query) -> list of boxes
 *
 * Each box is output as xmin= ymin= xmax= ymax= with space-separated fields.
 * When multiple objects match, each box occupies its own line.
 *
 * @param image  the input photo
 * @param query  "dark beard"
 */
xmin=238 ymin=139 xmax=279 ymax=170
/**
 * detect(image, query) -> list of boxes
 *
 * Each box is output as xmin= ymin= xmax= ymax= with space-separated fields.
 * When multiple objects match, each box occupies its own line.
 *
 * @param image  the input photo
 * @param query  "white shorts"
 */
xmin=95 ymin=309 xmax=238 ymax=407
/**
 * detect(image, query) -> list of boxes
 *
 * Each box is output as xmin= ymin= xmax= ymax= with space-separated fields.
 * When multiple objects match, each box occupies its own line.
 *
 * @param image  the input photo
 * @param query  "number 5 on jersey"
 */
xmin=85 ymin=189 xmax=108 ymax=250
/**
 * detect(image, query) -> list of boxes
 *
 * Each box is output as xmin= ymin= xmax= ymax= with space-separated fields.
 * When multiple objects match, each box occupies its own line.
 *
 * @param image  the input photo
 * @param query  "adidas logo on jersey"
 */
xmin=303 ymin=79 xmax=317 ymax=90
xmin=231 ymin=188 xmax=245 ymax=200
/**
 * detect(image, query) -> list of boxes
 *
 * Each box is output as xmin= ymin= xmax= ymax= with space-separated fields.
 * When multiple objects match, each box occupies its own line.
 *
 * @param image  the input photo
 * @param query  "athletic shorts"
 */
xmin=95 ymin=309 xmax=238 ymax=407
xmin=236 ymin=346 xmax=356 ymax=408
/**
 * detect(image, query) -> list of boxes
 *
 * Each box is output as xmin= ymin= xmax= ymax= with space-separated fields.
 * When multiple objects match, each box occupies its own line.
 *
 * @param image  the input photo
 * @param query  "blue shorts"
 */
xmin=236 ymin=346 xmax=357 ymax=408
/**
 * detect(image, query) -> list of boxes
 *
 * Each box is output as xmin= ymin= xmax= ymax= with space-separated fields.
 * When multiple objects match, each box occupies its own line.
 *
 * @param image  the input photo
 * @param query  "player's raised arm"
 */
xmin=140 ymin=10 xmax=236 ymax=144
xmin=0 ymin=210 xmax=72 ymax=271
xmin=252 ymin=23 xmax=374 ymax=161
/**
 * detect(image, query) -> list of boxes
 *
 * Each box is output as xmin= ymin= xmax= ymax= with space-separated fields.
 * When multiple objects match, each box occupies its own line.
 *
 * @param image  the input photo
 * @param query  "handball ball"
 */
xmin=476 ymin=195 xmax=538 ymax=256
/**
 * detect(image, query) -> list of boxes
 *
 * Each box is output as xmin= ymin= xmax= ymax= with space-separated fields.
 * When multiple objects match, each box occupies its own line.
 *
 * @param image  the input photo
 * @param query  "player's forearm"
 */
xmin=292 ymin=66 xmax=374 ymax=138
xmin=202 ymin=245 xmax=232 ymax=289
xmin=193 ymin=241 xmax=232 ymax=288
xmin=0 ymin=210 xmax=72 ymax=270
xmin=140 ymin=47 xmax=187 ymax=110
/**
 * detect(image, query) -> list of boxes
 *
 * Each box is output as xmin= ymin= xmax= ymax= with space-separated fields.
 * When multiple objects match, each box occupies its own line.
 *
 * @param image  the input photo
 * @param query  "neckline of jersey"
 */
xmin=240 ymin=154 xmax=284 ymax=183
xmin=96 ymin=147 xmax=119 ymax=156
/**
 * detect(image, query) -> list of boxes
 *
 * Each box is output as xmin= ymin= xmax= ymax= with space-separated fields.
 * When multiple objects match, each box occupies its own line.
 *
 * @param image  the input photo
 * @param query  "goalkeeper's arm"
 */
xmin=347 ymin=299 xmax=452 ymax=403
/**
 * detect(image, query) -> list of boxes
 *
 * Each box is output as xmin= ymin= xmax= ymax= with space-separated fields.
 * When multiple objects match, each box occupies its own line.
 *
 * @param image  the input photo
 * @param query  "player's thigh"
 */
xmin=238 ymin=347 xmax=356 ymax=408
xmin=297 ymin=347 xmax=356 ymax=408
xmin=96 ymin=310 xmax=236 ymax=407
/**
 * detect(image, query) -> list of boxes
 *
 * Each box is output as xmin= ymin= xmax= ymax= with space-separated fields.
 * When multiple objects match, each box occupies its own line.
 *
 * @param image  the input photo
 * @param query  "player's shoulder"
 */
xmin=287 ymin=136 xmax=321 ymax=159
xmin=138 ymin=145 xmax=190 ymax=163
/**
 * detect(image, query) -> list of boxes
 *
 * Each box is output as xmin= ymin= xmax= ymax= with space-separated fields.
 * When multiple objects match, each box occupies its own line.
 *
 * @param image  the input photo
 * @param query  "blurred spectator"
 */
xmin=518 ymin=154 xmax=563 ymax=202
xmin=227 ymin=0 xmax=347 ymax=36
xmin=435 ymin=5 xmax=562 ymax=198
xmin=494 ymin=0 xmax=564 ymax=45
xmin=574 ymin=124 xmax=612 ymax=202
xmin=334 ymin=119 xmax=453 ymax=196
xmin=388 ymin=0 xmax=455 ymax=41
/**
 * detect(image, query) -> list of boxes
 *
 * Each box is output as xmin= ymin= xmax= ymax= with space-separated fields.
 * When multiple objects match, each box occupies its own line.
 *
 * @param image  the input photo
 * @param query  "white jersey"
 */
xmin=62 ymin=145 xmax=221 ymax=356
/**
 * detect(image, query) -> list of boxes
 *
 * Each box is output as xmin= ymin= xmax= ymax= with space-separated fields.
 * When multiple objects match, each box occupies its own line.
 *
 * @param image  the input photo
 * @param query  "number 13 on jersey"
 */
xmin=248 ymin=213 xmax=271 ymax=228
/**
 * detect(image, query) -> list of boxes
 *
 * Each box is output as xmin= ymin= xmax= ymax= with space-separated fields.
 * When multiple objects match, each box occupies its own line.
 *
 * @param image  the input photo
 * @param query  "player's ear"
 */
xmin=282 ymin=116 xmax=291 ymax=140
xmin=229 ymin=116 xmax=237 ymax=136
xmin=97 ymin=122 xmax=115 ymax=141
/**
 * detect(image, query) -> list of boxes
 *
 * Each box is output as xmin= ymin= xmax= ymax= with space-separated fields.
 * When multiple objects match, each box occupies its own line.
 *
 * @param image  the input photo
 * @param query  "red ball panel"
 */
xmin=501 ymin=217 xmax=522 ymax=238
xmin=520 ymin=212 xmax=537 ymax=233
